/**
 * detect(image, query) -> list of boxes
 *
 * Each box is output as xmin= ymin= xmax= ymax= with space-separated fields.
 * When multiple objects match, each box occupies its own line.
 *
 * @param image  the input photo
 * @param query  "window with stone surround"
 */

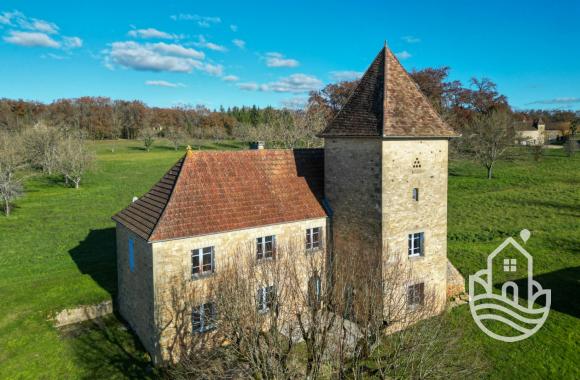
xmin=408 ymin=232 xmax=424 ymax=257
xmin=257 ymin=285 xmax=276 ymax=313
xmin=407 ymin=283 xmax=425 ymax=308
xmin=306 ymin=227 xmax=322 ymax=251
xmin=192 ymin=302 xmax=216 ymax=333
xmin=257 ymin=235 xmax=276 ymax=260
xmin=192 ymin=246 xmax=214 ymax=277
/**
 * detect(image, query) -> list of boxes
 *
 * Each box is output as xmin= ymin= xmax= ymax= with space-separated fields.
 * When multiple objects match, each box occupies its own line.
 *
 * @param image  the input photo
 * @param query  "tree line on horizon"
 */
xmin=0 ymin=66 xmax=578 ymax=143
xmin=0 ymin=64 xmax=578 ymax=212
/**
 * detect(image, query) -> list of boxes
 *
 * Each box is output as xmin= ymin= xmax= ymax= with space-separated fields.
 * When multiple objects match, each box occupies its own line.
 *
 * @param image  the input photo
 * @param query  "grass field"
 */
xmin=0 ymin=139 xmax=578 ymax=379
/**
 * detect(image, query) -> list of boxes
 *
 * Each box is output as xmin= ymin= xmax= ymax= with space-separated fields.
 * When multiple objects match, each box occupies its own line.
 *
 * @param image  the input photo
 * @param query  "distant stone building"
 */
xmin=516 ymin=118 xmax=567 ymax=145
xmin=112 ymin=45 xmax=463 ymax=362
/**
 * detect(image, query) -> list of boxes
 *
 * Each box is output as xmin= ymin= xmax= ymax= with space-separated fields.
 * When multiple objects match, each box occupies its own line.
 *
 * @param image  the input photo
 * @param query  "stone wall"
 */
xmin=151 ymin=217 xmax=328 ymax=361
xmin=446 ymin=260 xmax=465 ymax=299
xmin=116 ymin=223 xmax=157 ymax=358
xmin=381 ymin=139 xmax=449 ymax=312
xmin=324 ymin=138 xmax=384 ymax=315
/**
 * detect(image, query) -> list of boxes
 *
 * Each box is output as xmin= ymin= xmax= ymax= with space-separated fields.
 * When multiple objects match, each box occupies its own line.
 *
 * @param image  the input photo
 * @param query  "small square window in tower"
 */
xmin=412 ymin=158 xmax=422 ymax=169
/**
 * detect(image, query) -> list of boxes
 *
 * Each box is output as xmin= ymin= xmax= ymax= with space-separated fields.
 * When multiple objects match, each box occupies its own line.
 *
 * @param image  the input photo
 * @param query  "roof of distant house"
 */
xmin=320 ymin=45 xmax=458 ymax=138
xmin=112 ymin=148 xmax=326 ymax=242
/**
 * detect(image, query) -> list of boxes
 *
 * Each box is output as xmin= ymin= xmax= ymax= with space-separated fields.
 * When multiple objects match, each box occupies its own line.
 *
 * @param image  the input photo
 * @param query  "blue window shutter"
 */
xmin=129 ymin=238 xmax=135 ymax=272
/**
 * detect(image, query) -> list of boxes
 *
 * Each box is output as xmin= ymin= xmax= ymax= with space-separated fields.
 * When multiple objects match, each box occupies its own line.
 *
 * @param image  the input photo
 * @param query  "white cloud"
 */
xmin=395 ymin=50 xmax=412 ymax=59
xmin=62 ymin=36 xmax=82 ymax=48
xmin=401 ymin=35 xmax=421 ymax=43
xmin=194 ymin=35 xmax=227 ymax=52
xmin=170 ymin=14 xmax=221 ymax=28
xmin=280 ymin=97 xmax=308 ymax=109
xmin=41 ymin=53 xmax=68 ymax=60
xmin=152 ymin=42 xmax=204 ymax=59
xmin=128 ymin=28 xmax=180 ymax=40
xmin=527 ymin=97 xmax=580 ymax=105
xmin=145 ymin=80 xmax=186 ymax=88
xmin=0 ymin=11 xmax=59 ymax=34
xmin=265 ymin=52 xmax=299 ymax=68
xmin=330 ymin=70 xmax=363 ymax=81
xmin=106 ymin=41 xmax=221 ymax=75
xmin=232 ymin=39 xmax=245 ymax=49
xmin=4 ymin=31 xmax=60 ymax=48
xmin=222 ymin=75 xmax=239 ymax=82
xmin=237 ymin=74 xmax=322 ymax=93
xmin=230 ymin=24 xmax=238 ymax=32
xmin=28 ymin=19 xmax=59 ymax=34
xmin=0 ymin=11 xmax=17 ymax=25
xmin=238 ymin=82 xmax=259 ymax=91
xmin=1 ymin=11 xmax=82 ymax=50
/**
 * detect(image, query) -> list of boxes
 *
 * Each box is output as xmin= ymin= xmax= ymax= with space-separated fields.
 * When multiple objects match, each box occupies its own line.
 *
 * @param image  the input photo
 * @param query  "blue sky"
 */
xmin=1 ymin=0 xmax=579 ymax=110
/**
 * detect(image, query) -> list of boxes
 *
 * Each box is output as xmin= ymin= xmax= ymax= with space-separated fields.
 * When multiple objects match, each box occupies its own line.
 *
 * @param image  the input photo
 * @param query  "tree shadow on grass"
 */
xmin=65 ymin=315 xmax=158 ymax=379
xmin=69 ymin=228 xmax=117 ymax=298
xmin=495 ymin=266 xmax=580 ymax=319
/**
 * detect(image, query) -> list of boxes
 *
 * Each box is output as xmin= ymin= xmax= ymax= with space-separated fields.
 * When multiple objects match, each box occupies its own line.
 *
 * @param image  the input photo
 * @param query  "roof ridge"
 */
xmin=382 ymin=44 xmax=388 ymax=136
xmin=148 ymin=152 xmax=188 ymax=241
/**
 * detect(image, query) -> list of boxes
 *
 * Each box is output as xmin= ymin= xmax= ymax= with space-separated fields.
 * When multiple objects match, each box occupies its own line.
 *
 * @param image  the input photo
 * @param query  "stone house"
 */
xmin=112 ymin=45 xmax=464 ymax=362
xmin=516 ymin=118 xmax=567 ymax=145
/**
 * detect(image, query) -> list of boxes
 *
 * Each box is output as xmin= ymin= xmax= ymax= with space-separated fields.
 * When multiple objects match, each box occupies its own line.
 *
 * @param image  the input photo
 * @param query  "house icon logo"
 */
xmin=469 ymin=229 xmax=551 ymax=342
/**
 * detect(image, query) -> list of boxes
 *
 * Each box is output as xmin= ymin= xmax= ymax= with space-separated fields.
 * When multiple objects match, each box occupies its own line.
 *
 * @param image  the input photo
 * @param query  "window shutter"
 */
xmin=211 ymin=247 xmax=216 ymax=273
xmin=128 ymin=238 xmax=135 ymax=272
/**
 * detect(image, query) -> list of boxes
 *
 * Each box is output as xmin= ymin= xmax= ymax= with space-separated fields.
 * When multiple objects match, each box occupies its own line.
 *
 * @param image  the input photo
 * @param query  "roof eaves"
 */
xmin=146 ymin=152 xmax=188 ymax=242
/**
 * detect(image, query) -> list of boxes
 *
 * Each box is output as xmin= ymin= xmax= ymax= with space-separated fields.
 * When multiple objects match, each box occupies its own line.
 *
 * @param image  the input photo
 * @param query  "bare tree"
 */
xmin=57 ymin=136 xmax=95 ymax=189
xmin=565 ymin=119 xmax=577 ymax=157
xmin=464 ymin=110 xmax=515 ymax=179
xmin=160 ymin=235 xmax=484 ymax=379
xmin=0 ymin=132 xmax=27 ymax=216
xmin=164 ymin=125 xmax=186 ymax=151
xmin=22 ymin=122 xmax=62 ymax=175
xmin=140 ymin=127 xmax=158 ymax=152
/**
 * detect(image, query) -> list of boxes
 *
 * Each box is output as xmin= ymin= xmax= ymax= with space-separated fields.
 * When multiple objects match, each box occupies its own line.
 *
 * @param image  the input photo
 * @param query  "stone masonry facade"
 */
xmin=118 ymin=217 xmax=327 ymax=362
xmin=114 ymin=44 xmax=463 ymax=363
xmin=115 ymin=223 xmax=156 ymax=356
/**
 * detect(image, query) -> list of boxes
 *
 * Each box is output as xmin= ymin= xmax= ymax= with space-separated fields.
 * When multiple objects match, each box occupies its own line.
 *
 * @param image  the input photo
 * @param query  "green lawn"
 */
xmin=0 ymin=140 xmax=578 ymax=379
xmin=446 ymin=149 xmax=580 ymax=379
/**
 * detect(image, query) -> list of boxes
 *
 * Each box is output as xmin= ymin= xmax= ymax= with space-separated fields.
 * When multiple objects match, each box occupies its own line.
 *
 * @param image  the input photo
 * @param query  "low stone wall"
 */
xmin=53 ymin=300 xmax=113 ymax=327
xmin=446 ymin=260 xmax=465 ymax=299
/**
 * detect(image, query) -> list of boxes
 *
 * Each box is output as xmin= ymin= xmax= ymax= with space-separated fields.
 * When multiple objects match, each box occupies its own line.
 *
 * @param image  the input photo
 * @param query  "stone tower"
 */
xmin=320 ymin=45 xmax=458 ymax=317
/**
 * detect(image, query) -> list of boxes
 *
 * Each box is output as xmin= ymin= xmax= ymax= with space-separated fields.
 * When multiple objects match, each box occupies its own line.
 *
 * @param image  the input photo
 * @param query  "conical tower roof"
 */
xmin=320 ymin=45 xmax=458 ymax=138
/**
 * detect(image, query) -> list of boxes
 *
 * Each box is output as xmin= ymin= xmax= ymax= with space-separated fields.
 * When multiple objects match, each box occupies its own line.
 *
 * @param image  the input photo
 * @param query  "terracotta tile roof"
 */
xmin=112 ymin=149 xmax=327 ymax=242
xmin=320 ymin=45 xmax=459 ymax=138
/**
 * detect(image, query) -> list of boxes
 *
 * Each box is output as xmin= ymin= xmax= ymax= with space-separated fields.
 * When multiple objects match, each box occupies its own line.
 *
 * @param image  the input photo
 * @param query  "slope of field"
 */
xmin=0 ymin=140 xmax=578 ymax=379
